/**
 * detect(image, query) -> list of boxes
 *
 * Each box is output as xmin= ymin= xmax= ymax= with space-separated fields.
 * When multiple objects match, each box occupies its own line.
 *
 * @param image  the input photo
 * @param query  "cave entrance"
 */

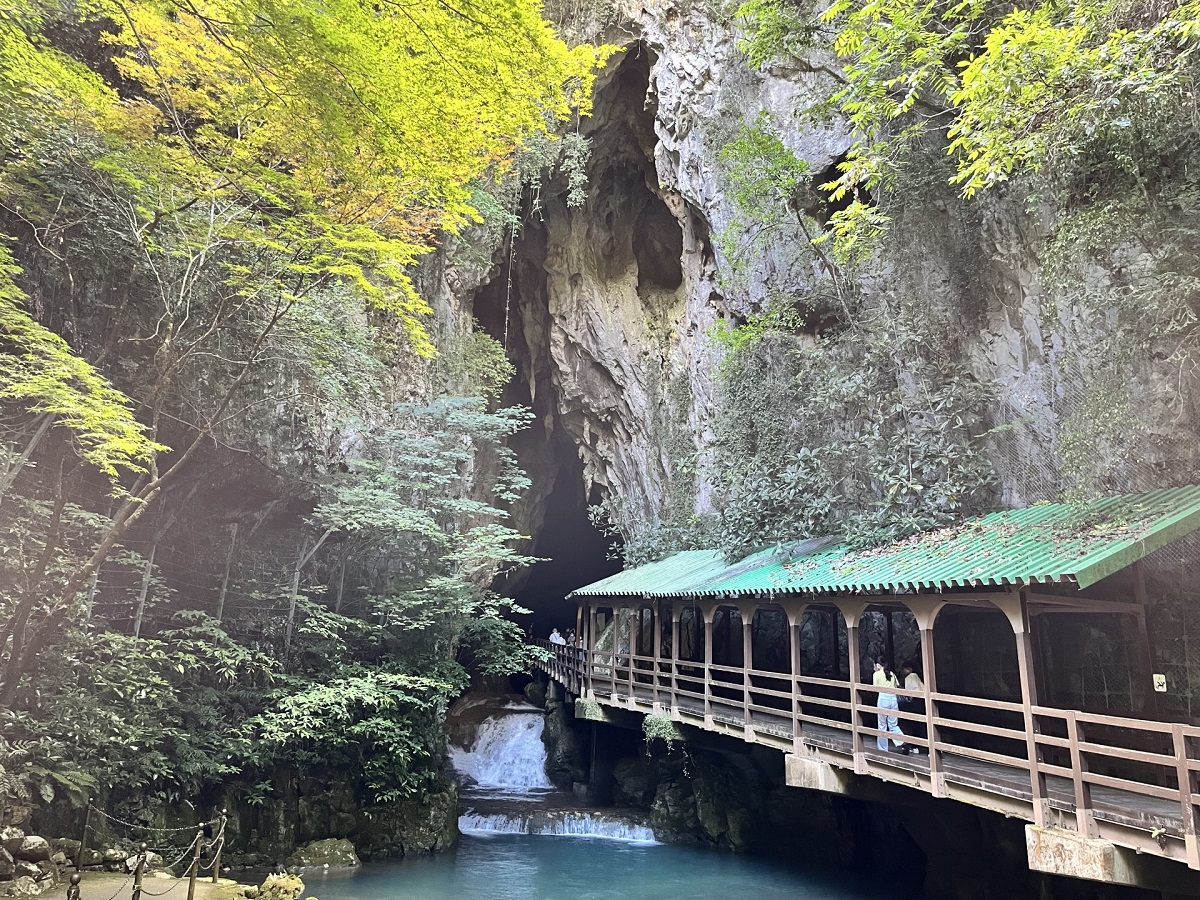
xmin=513 ymin=441 xmax=621 ymax=641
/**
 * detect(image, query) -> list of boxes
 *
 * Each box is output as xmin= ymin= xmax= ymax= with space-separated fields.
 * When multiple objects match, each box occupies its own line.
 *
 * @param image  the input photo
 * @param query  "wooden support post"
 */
xmin=210 ymin=810 xmax=226 ymax=883
xmin=847 ymin=618 xmax=864 ymax=772
xmin=651 ymin=601 xmax=661 ymax=707
xmin=630 ymin=605 xmax=641 ymax=694
xmin=995 ymin=591 xmax=1050 ymax=826
xmin=906 ymin=597 xmax=945 ymax=797
xmin=703 ymin=606 xmax=715 ymax=725
xmin=671 ymin=604 xmax=681 ymax=711
xmin=742 ymin=605 xmax=754 ymax=736
xmin=1066 ymin=712 xmax=1097 ymax=837
xmin=185 ymin=825 xmax=203 ymax=900
xmin=574 ymin=604 xmax=584 ymax=692
xmin=131 ymin=844 xmax=146 ymax=900
xmin=788 ymin=603 xmax=806 ymax=750
xmin=1173 ymin=724 xmax=1200 ymax=869
xmin=610 ymin=608 xmax=618 ymax=698
xmin=586 ymin=604 xmax=597 ymax=696
xmin=76 ymin=800 xmax=92 ymax=872
xmin=835 ymin=601 xmax=869 ymax=772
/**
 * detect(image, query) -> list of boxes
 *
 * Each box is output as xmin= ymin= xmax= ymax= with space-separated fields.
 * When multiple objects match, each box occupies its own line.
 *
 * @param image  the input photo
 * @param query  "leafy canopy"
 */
xmin=737 ymin=0 xmax=1200 ymax=252
xmin=0 ymin=246 xmax=166 ymax=479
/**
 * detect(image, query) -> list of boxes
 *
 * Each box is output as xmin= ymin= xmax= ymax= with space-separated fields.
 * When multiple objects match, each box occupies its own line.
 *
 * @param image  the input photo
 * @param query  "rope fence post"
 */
xmin=210 ymin=811 xmax=227 ymax=884
xmin=77 ymin=800 xmax=93 ymax=872
xmin=131 ymin=843 xmax=147 ymax=900
xmin=185 ymin=825 xmax=204 ymax=900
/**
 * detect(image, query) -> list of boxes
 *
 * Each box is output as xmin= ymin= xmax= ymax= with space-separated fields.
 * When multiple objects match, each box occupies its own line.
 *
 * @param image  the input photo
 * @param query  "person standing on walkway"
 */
xmin=549 ymin=628 xmax=567 ymax=645
xmin=899 ymin=660 xmax=926 ymax=752
xmin=872 ymin=658 xmax=906 ymax=752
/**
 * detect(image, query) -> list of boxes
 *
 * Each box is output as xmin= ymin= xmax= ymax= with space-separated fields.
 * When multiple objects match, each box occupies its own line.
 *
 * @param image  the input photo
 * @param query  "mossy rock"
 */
xmin=285 ymin=839 xmax=360 ymax=869
xmin=258 ymin=873 xmax=305 ymax=900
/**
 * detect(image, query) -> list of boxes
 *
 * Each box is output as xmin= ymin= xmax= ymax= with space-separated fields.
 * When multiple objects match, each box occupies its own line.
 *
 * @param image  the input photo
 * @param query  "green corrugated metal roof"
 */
xmin=570 ymin=549 xmax=728 ymax=597
xmin=569 ymin=486 xmax=1200 ymax=600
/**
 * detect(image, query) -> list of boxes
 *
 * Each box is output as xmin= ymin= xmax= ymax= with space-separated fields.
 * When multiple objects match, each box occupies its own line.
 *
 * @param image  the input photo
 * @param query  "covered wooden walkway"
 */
xmin=533 ymin=487 xmax=1200 ymax=885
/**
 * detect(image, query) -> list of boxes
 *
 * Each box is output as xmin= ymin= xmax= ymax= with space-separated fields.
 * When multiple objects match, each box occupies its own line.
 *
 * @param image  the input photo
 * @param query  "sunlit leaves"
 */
xmin=0 ymin=246 xmax=167 ymax=480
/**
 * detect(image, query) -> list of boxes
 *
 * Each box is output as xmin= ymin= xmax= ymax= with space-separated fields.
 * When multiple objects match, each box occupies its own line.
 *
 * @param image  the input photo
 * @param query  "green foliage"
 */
xmin=641 ymin=713 xmax=685 ymax=749
xmin=736 ymin=0 xmax=822 ymax=68
xmin=715 ymin=115 xmax=830 ymax=293
xmin=457 ymin=616 xmax=551 ymax=677
xmin=0 ymin=245 xmax=166 ymax=480
xmin=738 ymin=0 xmax=1200 ymax=255
xmin=0 ymin=0 xmax=602 ymax=829
xmin=250 ymin=671 xmax=452 ymax=803
xmin=711 ymin=298 xmax=995 ymax=555
xmin=437 ymin=328 xmax=516 ymax=402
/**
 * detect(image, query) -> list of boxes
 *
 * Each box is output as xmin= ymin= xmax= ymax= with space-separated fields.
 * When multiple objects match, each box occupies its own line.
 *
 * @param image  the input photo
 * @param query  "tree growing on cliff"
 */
xmin=0 ymin=0 xmax=608 ymax=703
xmin=737 ymin=0 xmax=1200 ymax=256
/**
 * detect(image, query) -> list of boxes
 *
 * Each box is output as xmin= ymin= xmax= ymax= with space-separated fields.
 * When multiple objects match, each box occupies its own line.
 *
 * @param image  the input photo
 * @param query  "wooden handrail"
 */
xmin=529 ymin=641 xmax=1200 ymax=865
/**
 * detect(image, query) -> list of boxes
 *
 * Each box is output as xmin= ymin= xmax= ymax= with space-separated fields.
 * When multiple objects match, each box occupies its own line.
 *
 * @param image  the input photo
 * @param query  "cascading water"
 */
xmin=449 ymin=701 xmax=656 ymax=843
xmin=448 ymin=705 xmax=554 ymax=790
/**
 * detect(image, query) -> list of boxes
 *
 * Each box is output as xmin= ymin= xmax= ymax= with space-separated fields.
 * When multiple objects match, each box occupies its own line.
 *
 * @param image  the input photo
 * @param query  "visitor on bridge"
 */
xmin=899 ymin=661 xmax=926 ymax=749
xmin=871 ymin=659 xmax=907 ymax=753
xmin=549 ymin=628 xmax=567 ymax=645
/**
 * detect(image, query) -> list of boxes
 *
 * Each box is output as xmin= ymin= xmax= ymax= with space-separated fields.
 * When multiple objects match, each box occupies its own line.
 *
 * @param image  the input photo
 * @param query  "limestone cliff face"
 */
xmin=423 ymin=2 xmax=1200 ymax=572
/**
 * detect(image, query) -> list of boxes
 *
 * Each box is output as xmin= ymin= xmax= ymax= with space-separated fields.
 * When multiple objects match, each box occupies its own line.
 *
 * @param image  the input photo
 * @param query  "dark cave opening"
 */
xmin=514 ymin=444 xmax=622 ymax=640
xmin=470 ymin=46 xmax=676 ymax=642
xmin=471 ymin=232 xmax=621 ymax=639
xmin=633 ymin=193 xmax=683 ymax=292
xmin=806 ymin=151 xmax=873 ymax=229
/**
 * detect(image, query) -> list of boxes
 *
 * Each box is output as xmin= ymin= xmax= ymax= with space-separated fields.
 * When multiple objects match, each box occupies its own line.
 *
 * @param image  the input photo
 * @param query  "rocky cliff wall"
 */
xmin=425 ymin=3 xmax=1200 ymax=710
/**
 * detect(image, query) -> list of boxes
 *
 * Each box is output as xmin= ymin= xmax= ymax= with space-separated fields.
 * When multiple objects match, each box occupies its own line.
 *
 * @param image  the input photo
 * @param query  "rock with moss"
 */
xmin=2 ymin=875 xmax=38 ymax=896
xmin=541 ymin=705 xmax=585 ymax=790
xmin=258 ymin=874 xmax=304 ymax=900
xmin=612 ymin=756 xmax=652 ymax=807
xmin=285 ymin=838 xmax=360 ymax=869
xmin=352 ymin=788 xmax=458 ymax=858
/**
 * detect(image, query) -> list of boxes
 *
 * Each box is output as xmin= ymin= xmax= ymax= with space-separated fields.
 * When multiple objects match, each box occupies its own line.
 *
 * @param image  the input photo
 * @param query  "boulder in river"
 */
xmin=285 ymin=838 xmax=360 ymax=869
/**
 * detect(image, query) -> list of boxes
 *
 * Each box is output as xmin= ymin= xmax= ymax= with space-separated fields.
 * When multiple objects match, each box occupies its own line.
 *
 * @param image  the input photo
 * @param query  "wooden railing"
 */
xmin=532 ymin=641 xmax=1200 ymax=868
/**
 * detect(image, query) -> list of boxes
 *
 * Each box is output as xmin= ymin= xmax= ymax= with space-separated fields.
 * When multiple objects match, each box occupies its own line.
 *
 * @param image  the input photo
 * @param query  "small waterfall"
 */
xmin=460 ymin=811 xmax=656 ymax=843
xmin=449 ymin=701 xmax=657 ymax=843
xmin=449 ymin=705 xmax=554 ymax=790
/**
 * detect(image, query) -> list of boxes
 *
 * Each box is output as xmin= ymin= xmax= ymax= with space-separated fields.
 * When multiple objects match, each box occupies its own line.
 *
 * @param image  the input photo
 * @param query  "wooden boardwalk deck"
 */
xmin=535 ymin=647 xmax=1200 ymax=871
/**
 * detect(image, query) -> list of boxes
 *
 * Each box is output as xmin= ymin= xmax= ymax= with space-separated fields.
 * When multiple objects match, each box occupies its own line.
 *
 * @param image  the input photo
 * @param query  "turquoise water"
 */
xmin=302 ymin=833 xmax=912 ymax=900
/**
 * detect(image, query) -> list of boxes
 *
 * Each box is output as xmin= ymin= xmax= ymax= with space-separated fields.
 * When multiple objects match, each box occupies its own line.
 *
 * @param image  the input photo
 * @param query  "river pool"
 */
xmin=301 ymin=833 xmax=916 ymax=900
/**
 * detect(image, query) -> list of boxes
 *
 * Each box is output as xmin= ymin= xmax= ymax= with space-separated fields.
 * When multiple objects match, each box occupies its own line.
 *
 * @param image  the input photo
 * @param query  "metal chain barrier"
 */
xmin=87 ymin=804 xmax=218 ymax=835
xmin=72 ymin=805 xmax=232 ymax=900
